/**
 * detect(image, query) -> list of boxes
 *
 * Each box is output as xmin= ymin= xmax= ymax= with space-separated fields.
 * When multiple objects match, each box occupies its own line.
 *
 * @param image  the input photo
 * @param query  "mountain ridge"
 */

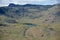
xmin=0 ymin=3 xmax=58 ymax=18
xmin=0 ymin=3 xmax=60 ymax=21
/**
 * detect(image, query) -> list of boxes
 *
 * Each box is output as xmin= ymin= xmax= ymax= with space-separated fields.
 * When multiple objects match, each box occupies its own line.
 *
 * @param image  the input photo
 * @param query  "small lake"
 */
xmin=22 ymin=23 xmax=37 ymax=26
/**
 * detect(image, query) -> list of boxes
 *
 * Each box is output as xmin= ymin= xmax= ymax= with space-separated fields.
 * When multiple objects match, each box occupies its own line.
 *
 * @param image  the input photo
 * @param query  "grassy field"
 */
xmin=0 ymin=18 xmax=60 ymax=40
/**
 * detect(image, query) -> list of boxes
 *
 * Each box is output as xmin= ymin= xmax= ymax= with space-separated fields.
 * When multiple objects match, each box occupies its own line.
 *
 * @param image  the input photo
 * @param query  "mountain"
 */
xmin=0 ymin=3 xmax=60 ymax=24
xmin=0 ymin=3 xmax=55 ymax=18
xmin=0 ymin=3 xmax=60 ymax=23
xmin=0 ymin=3 xmax=60 ymax=40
